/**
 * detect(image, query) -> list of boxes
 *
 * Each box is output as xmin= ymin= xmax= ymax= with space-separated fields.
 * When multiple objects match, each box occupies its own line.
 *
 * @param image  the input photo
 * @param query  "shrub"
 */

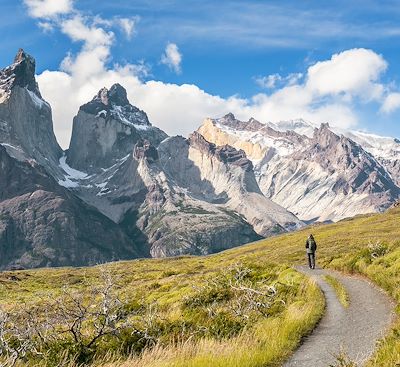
xmin=368 ymin=241 xmax=388 ymax=259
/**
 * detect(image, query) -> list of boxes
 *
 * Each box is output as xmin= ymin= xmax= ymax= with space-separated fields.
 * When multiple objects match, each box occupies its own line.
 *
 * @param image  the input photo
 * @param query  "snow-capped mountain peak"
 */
xmin=197 ymin=114 xmax=400 ymax=222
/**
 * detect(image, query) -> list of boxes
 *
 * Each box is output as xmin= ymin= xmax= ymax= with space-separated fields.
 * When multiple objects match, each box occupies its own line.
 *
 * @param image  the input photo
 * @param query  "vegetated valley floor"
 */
xmin=1 ymin=208 xmax=400 ymax=366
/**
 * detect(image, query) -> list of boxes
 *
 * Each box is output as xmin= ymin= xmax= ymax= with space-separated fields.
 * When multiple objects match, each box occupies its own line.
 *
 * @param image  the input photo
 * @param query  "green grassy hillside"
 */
xmin=1 ymin=207 xmax=400 ymax=366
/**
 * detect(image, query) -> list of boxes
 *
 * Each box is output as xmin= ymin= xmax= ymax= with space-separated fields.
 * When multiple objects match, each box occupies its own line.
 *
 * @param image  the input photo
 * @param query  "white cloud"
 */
xmin=306 ymin=48 xmax=387 ymax=101
xmin=36 ymin=44 xmax=389 ymax=148
xmin=160 ymin=43 xmax=182 ymax=74
xmin=381 ymin=93 xmax=400 ymax=113
xmin=255 ymin=72 xmax=303 ymax=89
xmin=286 ymin=73 xmax=303 ymax=86
xmin=117 ymin=18 xmax=138 ymax=39
xmin=255 ymin=74 xmax=282 ymax=89
xmin=61 ymin=15 xmax=114 ymax=49
xmin=24 ymin=0 xmax=73 ymax=19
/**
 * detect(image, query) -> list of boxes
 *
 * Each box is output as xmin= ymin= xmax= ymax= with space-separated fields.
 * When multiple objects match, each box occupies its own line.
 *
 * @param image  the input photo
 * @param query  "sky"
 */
xmin=1 ymin=0 xmax=400 ymax=148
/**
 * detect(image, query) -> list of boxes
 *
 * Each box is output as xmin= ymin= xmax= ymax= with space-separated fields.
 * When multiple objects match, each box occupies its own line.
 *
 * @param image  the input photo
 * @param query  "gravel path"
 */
xmin=283 ymin=266 xmax=395 ymax=367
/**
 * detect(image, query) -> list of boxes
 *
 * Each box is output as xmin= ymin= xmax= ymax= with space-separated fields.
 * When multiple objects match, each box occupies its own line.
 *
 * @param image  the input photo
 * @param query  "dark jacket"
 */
xmin=306 ymin=236 xmax=317 ymax=254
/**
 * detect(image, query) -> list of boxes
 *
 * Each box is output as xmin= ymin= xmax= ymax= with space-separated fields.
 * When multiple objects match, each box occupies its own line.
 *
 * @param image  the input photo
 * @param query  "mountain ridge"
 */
xmin=198 ymin=114 xmax=400 ymax=222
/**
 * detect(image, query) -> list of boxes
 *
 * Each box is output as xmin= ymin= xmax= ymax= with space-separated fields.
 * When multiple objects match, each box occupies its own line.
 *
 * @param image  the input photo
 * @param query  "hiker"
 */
xmin=305 ymin=234 xmax=317 ymax=269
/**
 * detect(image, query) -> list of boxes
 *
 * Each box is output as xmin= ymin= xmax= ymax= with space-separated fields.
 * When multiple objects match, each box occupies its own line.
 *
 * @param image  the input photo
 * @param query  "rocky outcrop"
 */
xmin=133 ymin=149 xmax=262 ymax=257
xmin=198 ymin=117 xmax=267 ymax=160
xmin=65 ymin=136 xmax=264 ymax=257
xmin=67 ymin=84 xmax=167 ymax=172
xmin=189 ymin=131 xmax=253 ymax=171
xmin=63 ymin=87 xmax=303 ymax=257
xmin=0 ymin=51 xmax=149 ymax=269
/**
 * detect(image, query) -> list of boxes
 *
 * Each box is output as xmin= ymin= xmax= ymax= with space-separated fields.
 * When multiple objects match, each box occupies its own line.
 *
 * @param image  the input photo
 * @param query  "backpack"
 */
xmin=308 ymin=237 xmax=317 ymax=251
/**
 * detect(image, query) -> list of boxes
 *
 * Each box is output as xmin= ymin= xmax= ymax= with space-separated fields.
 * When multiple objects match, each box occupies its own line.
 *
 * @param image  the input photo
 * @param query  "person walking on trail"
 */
xmin=306 ymin=234 xmax=317 ymax=269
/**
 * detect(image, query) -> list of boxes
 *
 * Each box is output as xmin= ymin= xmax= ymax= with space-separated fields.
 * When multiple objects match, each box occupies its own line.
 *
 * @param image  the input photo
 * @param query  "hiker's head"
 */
xmin=309 ymin=234 xmax=314 ymax=239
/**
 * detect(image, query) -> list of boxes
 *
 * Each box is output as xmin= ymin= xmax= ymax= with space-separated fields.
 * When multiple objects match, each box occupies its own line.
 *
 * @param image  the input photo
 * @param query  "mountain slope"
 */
xmin=159 ymin=132 xmax=301 ymax=235
xmin=1 ymin=50 xmax=283 ymax=264
xmin=67 ymin=83 xmax=167 ymax=173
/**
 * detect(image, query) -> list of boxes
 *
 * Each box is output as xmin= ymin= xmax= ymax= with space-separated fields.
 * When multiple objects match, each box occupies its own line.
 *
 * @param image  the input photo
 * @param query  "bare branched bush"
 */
xmin=182 ymin=264 xmax=292 ymax=338
xmin=0 ymin=307 xmax=43 ymax=366
xmin=0 ymin=264 xmax=297 ymax=366
xmin=0 ymin=267 xmax=162 ymax=366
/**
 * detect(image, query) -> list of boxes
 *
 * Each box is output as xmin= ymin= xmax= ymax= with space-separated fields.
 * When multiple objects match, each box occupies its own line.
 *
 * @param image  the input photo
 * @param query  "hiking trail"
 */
xmin=284 ymin=266 xmax=395 ymax=367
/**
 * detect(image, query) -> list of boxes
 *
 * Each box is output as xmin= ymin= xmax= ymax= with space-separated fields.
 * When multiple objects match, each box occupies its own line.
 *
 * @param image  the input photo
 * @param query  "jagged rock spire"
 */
xmin=16 ymin=50 xmax=41 ymax=96
xmin=108 ymin=83 xmax=130 ymax=106
xmin=79 ymin=83 xmax=150 ymax=127
xmin=0 ymin=49 xmax=42 ymax=97
xmin=87 ymin=84 xmax=130 ymax=109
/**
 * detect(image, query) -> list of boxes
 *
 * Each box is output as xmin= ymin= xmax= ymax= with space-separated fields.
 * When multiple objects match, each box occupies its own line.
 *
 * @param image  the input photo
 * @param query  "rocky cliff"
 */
xmin=63 ymin=85 xmax=302 ymax=256
xmin=0 ymin=49 xmax=62 ymax=174
xmin=67 ymin=83 xmax=167 ymax=172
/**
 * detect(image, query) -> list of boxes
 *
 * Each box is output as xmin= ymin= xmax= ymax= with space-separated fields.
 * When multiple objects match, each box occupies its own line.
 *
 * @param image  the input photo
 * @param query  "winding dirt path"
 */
xmin=283 ymin=266 xmax=395 ymax=367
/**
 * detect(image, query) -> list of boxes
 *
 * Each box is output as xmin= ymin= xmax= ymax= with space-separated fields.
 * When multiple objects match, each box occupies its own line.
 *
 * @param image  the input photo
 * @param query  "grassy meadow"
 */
xmin=1 ymin=207 xmax=400 ymax=366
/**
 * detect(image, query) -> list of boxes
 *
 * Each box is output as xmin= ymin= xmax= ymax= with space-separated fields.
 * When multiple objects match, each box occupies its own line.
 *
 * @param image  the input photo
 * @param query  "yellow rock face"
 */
xmin=198 ymin=118 xmax=266 ymax=160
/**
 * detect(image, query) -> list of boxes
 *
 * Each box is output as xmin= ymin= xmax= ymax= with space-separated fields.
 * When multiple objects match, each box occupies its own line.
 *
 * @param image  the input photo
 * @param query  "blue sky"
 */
xmin=1 ymin=0 xmax=400 ymax=147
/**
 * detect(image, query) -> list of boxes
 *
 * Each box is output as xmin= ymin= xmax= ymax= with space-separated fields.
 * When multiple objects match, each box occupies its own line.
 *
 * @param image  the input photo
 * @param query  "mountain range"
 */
xmin=0 ymin=49 xmax=399 ymax=269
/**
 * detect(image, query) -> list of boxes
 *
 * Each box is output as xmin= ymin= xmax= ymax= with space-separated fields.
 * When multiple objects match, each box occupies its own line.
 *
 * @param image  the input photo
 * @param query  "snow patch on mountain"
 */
xmin=340 ymin=129 xmax=400 ymax=160
xmin=266 ymin=119 xmax=316 ymax=137
xmin=26 ymin=88 xmax=49 ymax=109
xmin=111 ymin=105 xmax=151 ymax=130
xmin=58 ymin=155 xmax=89 ymax=188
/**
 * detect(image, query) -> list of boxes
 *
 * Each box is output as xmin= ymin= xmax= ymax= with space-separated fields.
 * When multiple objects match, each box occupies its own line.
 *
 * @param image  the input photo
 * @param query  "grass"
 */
xmin=2 ymin=207 xmax=400 ymax=365
xmin=1 ymin=264 xmax=325 ymax=367
xmin=323 ymin=275 xmax=350 ymax=308
xmin=98 ymin=278 xmax=323 ymax=367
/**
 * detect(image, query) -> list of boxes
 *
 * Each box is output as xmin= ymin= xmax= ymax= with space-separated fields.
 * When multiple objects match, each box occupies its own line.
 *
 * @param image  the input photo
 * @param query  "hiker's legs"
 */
xmin=307 ymin=253 xmax=313 ymax=268
xmin=311 ymin=253 xmax=316 ymax=269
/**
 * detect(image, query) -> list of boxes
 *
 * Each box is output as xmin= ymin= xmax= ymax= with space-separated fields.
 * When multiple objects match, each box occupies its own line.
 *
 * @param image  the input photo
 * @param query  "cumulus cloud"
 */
xmin=25 ymin=3 xmax=399 ymax=149
xmin=24 ymin=0 xmax=73 ymax=19
xmin=160 ymin=43 xmax=182 ymax=74
xmin=306 ymin=48 xmax=387 ymax=101
xmin=61 ymin=15 xmax=114 ymax=49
